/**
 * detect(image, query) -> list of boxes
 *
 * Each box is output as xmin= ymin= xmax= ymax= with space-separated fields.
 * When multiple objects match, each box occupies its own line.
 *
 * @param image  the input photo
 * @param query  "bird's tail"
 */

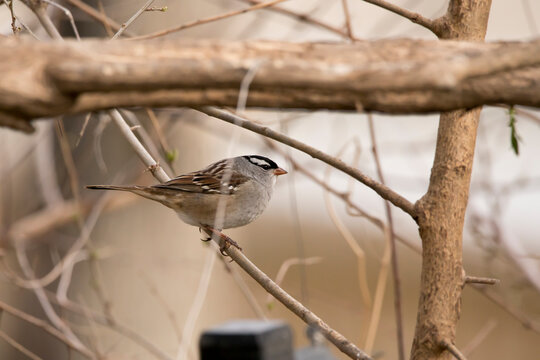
xmin=86 ymin=185 xmax=139 ymax=192
xmin=86 ymin=184 xmax=173 ymax=206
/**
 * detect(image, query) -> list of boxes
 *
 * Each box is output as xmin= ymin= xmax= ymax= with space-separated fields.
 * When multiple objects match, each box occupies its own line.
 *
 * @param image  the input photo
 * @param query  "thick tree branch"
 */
xmin=411 ymin=1 xmax=492 ymax=359
xmin=1 ymin=37 xmax=539 ymax=132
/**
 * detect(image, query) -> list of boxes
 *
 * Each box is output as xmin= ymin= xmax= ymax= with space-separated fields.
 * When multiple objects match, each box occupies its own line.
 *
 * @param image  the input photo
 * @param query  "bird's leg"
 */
xmin=200 ymin=226 xmax=242 ymax=255
xmin=199 ymin=228 xmax=212 ymax=242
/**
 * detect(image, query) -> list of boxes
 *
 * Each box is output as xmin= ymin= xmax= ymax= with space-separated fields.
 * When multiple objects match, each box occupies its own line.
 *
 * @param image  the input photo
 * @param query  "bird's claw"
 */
xmin=200 ymin=226 xmax=242 ymax=256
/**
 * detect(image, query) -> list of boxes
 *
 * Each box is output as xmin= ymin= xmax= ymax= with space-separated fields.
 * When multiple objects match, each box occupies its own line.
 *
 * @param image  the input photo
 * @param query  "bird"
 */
xmin=87 ymin=155 xmax=287 ymax=252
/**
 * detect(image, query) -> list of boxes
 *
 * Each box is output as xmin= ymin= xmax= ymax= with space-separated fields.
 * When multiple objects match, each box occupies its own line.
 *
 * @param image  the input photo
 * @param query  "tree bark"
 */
xmin=411 ymin=1 xmax=492 ymax=359
xmin=1 ymin=36 xmax=539 ymax=132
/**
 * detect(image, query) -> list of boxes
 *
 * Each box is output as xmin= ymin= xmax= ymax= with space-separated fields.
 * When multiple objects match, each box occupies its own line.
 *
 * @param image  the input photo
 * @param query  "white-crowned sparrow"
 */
xmin=87 ymin=155 xmax=287 ymax=233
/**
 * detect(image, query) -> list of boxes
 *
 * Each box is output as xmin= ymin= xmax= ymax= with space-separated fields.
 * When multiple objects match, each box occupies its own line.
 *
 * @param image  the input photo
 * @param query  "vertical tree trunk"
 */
xmin=410 ymin=1 xmax=492 ymax=359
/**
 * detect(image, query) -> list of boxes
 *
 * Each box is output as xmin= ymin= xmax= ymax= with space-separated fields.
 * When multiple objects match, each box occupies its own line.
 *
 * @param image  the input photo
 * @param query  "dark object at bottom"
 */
xmin=200 ymin=320 xmax=294 ymax=360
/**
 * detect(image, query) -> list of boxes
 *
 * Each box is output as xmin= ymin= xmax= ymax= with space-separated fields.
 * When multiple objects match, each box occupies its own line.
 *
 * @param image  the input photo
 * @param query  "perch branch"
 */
xmin=213 ymin=231 xmax=372 ymax=360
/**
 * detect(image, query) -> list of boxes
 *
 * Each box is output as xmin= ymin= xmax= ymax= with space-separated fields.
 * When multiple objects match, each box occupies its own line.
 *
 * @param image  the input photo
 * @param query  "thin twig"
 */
xmin=441 ymin=339 xmax=467 ymax=360
xmin=75 ymin=112 xmax=92 ymax=147
xmin=367 ymin=112 xmax=405 ymax=360
xmin=108 ymin=109 xmax=169 ymax=182
xmin=146 ymin=109 xmax=177 ymax=173
xmin=197 ymin=107 xmax=417 ymax=218
xmin=129 ymin=0 xmax=289 ymax=40
xmin=280 ymin=122 xmax=309 ymax=305
xmin=363 ymin=231 xmax=391 ymax=354
xmin=145 ymin=6 xmax=167 ymax=12
xmin=42 ymin=0 xmax=80 ymax=40
xmin=64 ymin=0 xmax=131 ymax=35
xmin=21 ymin=0 xmax=63 ymax=40
xmin=0 ymin=329 xmax=43 ymax=360
xmin=111 ymin=0 xmax=154 ymax=40
xmin=96 ymin=0 xmax=113 ymax=36
xmin=4 ymin=0 xmax=19 ymax=35
xmin=341 ymin=0 xmax=354 ymax=40
xmin=462 ymin=320 xmax=497 ymax=356
xmin=15 ymin=246 xmax=88 ymax=352
xmin=360 ymin=0 xmax=437 ymax=35
xmin=217 ymin=255 xmax=268 ymax=319
xmin=238 ymin=0 xmax=353 ymax=39
xmin=464 ymin=276 xmax=499 ymax=286
xmin=265 ymin=257 xmax=323 ymax=307
xmin=474 ymin=287 xmax=540 ymax=333
xmin=141 ymin=274 xmax=183 ymax=343
xmin=45 ymin=292 xmax=174 ymax=360
xmin=176 ymin=248 xmax=216 ymax=360
xmin=0 ymin=299 xmax=94 ymax=359
xmin=323 ymin=142 xmax=372 ymax=310
xmin=34 ymin=122 xmax=63 ymax=207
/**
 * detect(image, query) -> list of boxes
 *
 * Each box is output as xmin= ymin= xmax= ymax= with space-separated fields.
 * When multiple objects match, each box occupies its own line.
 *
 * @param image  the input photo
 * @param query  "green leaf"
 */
xmin=166 ymin=149 xmax=178 ymax=163
xmin=508 ymin=106 xmax=521 ymax=156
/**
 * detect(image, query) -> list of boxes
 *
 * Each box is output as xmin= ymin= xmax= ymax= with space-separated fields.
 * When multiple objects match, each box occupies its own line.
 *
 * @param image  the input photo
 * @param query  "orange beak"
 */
xmin=274 ymin=168 xmax=288 ymax=176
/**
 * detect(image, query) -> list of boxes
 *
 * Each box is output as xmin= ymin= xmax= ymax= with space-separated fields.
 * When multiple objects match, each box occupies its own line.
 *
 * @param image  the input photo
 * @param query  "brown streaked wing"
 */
xmin=151 ymin=170 xmax=249 ymax=194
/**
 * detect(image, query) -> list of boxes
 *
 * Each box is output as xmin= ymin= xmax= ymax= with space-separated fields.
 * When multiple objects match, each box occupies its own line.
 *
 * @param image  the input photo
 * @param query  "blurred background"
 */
xmin=0 ymin=0 xmax=539 ymax=359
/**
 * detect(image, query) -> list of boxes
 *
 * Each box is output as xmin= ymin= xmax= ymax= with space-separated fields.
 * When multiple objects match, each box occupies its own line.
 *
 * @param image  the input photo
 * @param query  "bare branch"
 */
xmin=238 ymin=0 xmax=354 ymax=39
xmin=64 ymin=0 xmax=133 ymax=36
xmin=111 ymin=0 xmax=154 ymax=40
xmin=130 ymin=0 xmax=289 ymax=40
xmin=341 ymin=0 xmax=354 ymax=40
xmin=441 ymin=339 xmax=467 ymax=360
xmin=367 ymin=113 xmax=404 ymax=360
xmin=0 ymin=299 xmax=95 ymax=358
xmin=474 ymin=288 xmax=540 ymax=333
xmin=462 ymin=320 xmax=497 ymax=356
xmin=20 ymin=0 xmax=63 ymax=40
xmin=0 ymin=329 xmax=42 ymax=360
xmin=108 ymin=109 xmax=170 ymax=183
xmin=464 ymin=275 xmax=499 ymax=286
xmin=1 ymin=38 xmax=539 ymax=131
xmin=44 ymin=292 xmax=174 ymax=360
xmin=217 ymin=235 xmax=372 ymax=360
xmin=360 ymin=0 xmax=438 ymax=35
xmin=198 ymin=107 xmax=416 ymax=217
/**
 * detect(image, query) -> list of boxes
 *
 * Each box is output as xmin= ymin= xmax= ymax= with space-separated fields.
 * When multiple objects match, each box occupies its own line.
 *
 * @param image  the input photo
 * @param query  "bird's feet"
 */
xmin=200 ymin=226 xmax=242 ymax=256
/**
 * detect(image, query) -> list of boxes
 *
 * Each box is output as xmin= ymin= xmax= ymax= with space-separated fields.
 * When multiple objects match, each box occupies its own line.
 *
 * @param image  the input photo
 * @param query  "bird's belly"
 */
xmin=174 ymin=186 xmax=271 ymax=229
